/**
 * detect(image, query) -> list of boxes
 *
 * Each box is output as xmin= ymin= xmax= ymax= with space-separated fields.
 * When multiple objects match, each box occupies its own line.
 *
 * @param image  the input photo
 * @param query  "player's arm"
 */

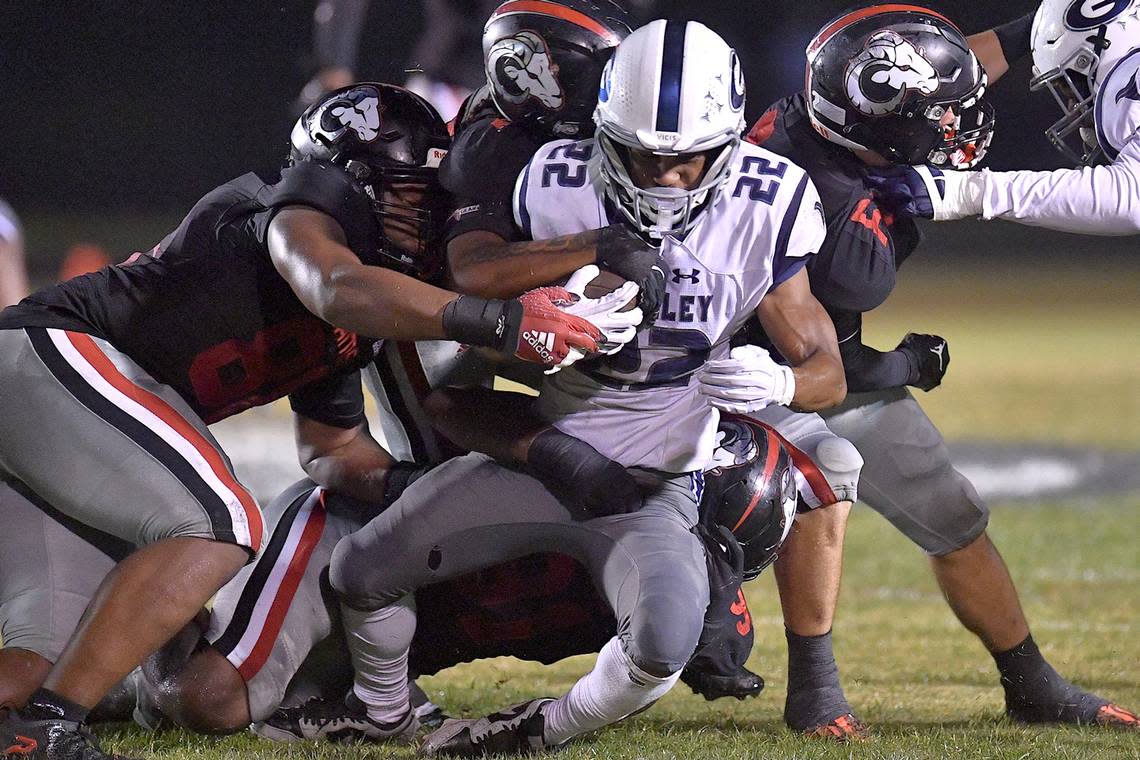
xmin=869 ymin=138 xmax=1140 ymax=233
xmin=269 ymin=206 xmax=457 ymax=339
xmin=445 ymin=159 xmax=666 ymax=317
xmin=268 ymin=206 xmax=602 ymax=366
xmin=424 ymin=386 xmax=641 ymax=516
xmin=754 ymin=268 xmax=846 ymax=411
xmin=967 ymin=12 xmax=1034 ymax=85
xmin=835 ymin=313 xmax=950 ymax=393
xmin=446 ymin=226 xmax=597 ymax=297
xmin=290 ymin=372 xmax=424 ymax=506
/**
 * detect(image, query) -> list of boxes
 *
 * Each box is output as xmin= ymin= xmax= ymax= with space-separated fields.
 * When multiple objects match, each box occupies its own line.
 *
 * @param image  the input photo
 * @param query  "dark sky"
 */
xmin=2 ymin=1 xmax=1045 ymax=215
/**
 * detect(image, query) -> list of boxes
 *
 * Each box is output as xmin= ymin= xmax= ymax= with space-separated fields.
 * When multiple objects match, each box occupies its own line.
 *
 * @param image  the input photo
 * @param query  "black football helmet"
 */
xmin=805 ymin=4 xmax=994 ymax=168
xmin=483 ymin=0 xmax=635 ymax=138
xmin=289 ymin=82 xmax=452 ymax=279
xmin=700 ymin=414 xmax=797 ymax=580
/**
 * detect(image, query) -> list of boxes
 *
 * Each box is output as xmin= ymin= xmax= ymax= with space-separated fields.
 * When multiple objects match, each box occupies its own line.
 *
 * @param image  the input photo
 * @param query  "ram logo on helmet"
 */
xmin=488 ymin=31 xmax=564 ymax=109
xmin=844 ymin=30 xmax=940 ymax=116
xmin=321 ymin=87 xmax=383 ymax=142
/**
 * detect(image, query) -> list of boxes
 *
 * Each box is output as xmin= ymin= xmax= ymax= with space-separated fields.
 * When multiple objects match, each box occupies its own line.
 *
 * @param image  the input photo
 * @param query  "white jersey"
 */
xmin=978 ymin=46 xmax=1140 ymax=234
xmin=514 ymin=138 xmax=825 ymax=472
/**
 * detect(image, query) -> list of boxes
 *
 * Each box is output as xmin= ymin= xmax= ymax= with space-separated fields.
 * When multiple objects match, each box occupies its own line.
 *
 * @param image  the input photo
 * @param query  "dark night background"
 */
xmin=5 ymin=0 xmax=1134 ymax=269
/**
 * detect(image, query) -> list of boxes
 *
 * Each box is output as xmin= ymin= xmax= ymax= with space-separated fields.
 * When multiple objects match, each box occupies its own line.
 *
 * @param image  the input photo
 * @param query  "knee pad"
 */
xmin=625 ymin=602 xmax=706 ymax=678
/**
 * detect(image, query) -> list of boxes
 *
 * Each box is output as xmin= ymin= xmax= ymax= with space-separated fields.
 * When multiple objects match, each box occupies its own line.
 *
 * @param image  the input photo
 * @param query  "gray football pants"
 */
xmin=330 ymin=453 xmax=709 ymax=676
xmin=822 ymin=387 xmax=989 ymax=556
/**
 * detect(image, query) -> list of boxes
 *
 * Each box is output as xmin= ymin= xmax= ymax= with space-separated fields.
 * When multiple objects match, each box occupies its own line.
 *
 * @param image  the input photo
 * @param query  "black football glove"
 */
xmin=681 ymin=524 xmax=765 ymax=702
xmin=595 ymin=224 xmax=666 ymax=327
xmin=527 ymin=428 xmax=643 ymax=518
xmin=897 ymin=332 xmax=950 ymax=391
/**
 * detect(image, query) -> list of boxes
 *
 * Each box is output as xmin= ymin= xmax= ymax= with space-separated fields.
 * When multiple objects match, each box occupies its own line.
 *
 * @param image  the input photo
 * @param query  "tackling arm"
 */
xmin=755 ymin=268 xmax=846 ymax=410
xmin=269 ymin=206 xmax=456 ymax=339
xmin=294 ymin=414 xmax=399 ymax=503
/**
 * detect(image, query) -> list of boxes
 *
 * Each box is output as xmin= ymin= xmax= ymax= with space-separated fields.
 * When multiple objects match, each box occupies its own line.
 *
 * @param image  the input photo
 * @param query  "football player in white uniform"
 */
xmin=871 ymin=0 xmax=1140 ymax=234
xmin=325 ymin=20 xmax=846 ymax=756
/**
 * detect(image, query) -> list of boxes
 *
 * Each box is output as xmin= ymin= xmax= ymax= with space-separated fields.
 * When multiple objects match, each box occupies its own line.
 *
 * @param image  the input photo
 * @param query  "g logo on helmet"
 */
xmin=729 ymin=50 xmax=745 ymax=111
xmin=1064 ymin=0 xmax=1132 ymax=31
xmin=488 ymin=31 xmax=564 ymax=108
xmin=322 ymin=86 xmax=383 ymax=142
xmin=844 ymin=30 xmax=939 ymax=116
xmin=599 ymin=56 xmax=614 ymax=104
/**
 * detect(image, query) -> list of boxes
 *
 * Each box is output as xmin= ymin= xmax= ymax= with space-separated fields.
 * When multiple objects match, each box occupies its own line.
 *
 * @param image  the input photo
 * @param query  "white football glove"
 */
xmin=697 ymin=344 xmax=795 ymax=413
xmin=560 ymin=264 xmax=643 ymax=355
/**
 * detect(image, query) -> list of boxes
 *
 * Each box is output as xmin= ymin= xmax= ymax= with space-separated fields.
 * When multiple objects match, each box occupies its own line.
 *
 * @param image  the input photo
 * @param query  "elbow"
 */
xmin=314 ymin=265 xmax=367 ymax=327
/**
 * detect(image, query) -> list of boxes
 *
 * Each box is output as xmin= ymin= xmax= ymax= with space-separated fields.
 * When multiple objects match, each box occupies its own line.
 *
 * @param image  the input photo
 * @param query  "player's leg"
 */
xmin=0 ymin=328 xmax=263 ymax=756
xmin=0 ymin=481 xmax=125 ymax=716
xmin=421 ymin=469 xmax=709 ymax=756
xmin=825 ymin=387 xmax=1138 ymax=728
xmin=326 ymin=452 xmax=594 ymax=738
xmin=748 ymin=405 xmax=865 ymax=739
xmin=138 ymin=479 xmax=357 ymax=734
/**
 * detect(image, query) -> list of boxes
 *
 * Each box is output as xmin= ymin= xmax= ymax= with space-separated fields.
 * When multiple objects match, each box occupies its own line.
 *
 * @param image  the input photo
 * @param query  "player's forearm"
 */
xmin=838 ymin=334 xmax=913 ymax=393
xmin=423 ymin=387 xmax=542 ymax=464
xmin=447 ymin=229 xmax=597 ymax=298
xmin=976 ymin=159 xmax=1140 ymax=234
xmin=321 ymin=263 xmax=457 ymax=339
xmin=967 ymin=30 xmax=1009 ymax=83
xmin=295 ymin=418 xmax=395 ymax=502
xmin=789 ymin=349 xmax=847 ymax=410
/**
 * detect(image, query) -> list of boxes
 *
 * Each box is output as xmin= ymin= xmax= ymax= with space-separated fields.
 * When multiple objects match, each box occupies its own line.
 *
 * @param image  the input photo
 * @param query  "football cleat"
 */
xmin=802 ymin=712 xmax=870 ymax=742
xmin=1 ymin=710 xmax=137 ymax=760
xmin=1094 ymin=703 xmax=1140 ymax=729
xmin=1006 ymin=693 xmax=1140 ymax=729
xmin=680 ymin=665 xmax=764 ymax=702
xmin=409 ymin=681 xmax=450 ymax=730
xmin=250 ymin=692 xmax=418 ymax=744
xmin=419 ymin=698 xmax=553 ymax=757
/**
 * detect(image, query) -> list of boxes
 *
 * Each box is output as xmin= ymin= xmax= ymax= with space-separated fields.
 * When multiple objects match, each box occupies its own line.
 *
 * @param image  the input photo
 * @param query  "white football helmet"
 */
xmin=593 ymin=19 xmax=747 ymax=239
xmin=1030 ymin=0 xmax=1140 ymax=164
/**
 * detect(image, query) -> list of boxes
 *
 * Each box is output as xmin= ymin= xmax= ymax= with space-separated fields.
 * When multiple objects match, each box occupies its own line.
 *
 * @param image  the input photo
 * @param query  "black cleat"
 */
xmin=1 ymin=710 xmax=137 ymax=760
xmin=409 ymin=681 xmax=449 ymax=730
xmin=680 ymin=664 xmax=764 ymax=701
xmin=1007 ymin=689 xmax=1140 ymax=729
xmin=419 ymin=698 xmax=553 ymax=757
xmin=251 ymin=692 xmax=418 ymax=744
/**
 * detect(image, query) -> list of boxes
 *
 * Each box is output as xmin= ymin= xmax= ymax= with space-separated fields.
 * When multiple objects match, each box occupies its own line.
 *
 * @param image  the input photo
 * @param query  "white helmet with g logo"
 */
xmin=593 ymin=19 xmax=746 ymax=239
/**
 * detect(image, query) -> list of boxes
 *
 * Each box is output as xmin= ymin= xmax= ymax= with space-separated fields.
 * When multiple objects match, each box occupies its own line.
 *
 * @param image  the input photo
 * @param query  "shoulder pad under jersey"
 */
xmin=261 ymin=160 xmax=378 ymax=256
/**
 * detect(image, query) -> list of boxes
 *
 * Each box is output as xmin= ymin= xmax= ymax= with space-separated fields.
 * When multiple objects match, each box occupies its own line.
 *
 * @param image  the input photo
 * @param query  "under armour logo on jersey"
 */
xmin=672 ymin=268 xmax=701 ymax=284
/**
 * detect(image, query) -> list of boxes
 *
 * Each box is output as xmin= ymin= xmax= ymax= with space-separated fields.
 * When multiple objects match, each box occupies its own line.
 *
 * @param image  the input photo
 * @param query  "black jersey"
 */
xmin=741 ymin=93 xmax=925 ymax=392
xmin=0 ymin=162 xmax=381 ymax=425
xmin=440 ymin=87 xmax=547 ymax=244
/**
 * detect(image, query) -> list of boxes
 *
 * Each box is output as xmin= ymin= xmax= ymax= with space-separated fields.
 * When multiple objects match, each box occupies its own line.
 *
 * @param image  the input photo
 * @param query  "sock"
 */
xmin=783 ymin=628 xmax=852 ymax=730
xmin=542 ymin=637 xmax=680 ymax=747
xmin=993 ymin=634 xmax=1107 ymax=723
xmin=23 ymin=688 xmax=89 ymax=724
xmin=341 ymin=595 xmax=417 ymax=725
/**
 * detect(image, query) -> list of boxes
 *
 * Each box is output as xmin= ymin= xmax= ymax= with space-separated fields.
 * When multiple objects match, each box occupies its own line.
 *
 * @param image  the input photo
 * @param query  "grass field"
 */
xmin=87 ymin=256 xmax=1139 ymax=759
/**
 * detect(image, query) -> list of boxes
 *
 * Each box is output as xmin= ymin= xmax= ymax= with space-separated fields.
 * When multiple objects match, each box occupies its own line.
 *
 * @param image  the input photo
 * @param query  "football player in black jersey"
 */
xmin=742 ymin=4 xmax=1137 ymax=732
xmin=0 ymin=82 xmax=645 ymax=760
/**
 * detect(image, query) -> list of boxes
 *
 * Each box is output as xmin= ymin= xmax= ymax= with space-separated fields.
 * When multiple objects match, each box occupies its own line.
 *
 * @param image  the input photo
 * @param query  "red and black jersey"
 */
xmin=740 ymin=93 xmax=925 ymax=392
xmin=440 ymin=87 xmax=548 ymax=244
xmin=0 ymin=163 xmax=381 ymax=425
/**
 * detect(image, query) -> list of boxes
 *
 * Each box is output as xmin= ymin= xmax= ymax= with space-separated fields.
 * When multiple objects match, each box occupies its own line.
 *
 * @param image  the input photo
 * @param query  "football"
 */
xmin=580 ymin=268 xmax=639 ymax=312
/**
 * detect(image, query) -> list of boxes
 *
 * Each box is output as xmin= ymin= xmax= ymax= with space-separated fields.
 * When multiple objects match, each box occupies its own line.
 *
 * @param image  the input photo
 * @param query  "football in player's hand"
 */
xmin=578 ymin=268 xmax=639 ymax=312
